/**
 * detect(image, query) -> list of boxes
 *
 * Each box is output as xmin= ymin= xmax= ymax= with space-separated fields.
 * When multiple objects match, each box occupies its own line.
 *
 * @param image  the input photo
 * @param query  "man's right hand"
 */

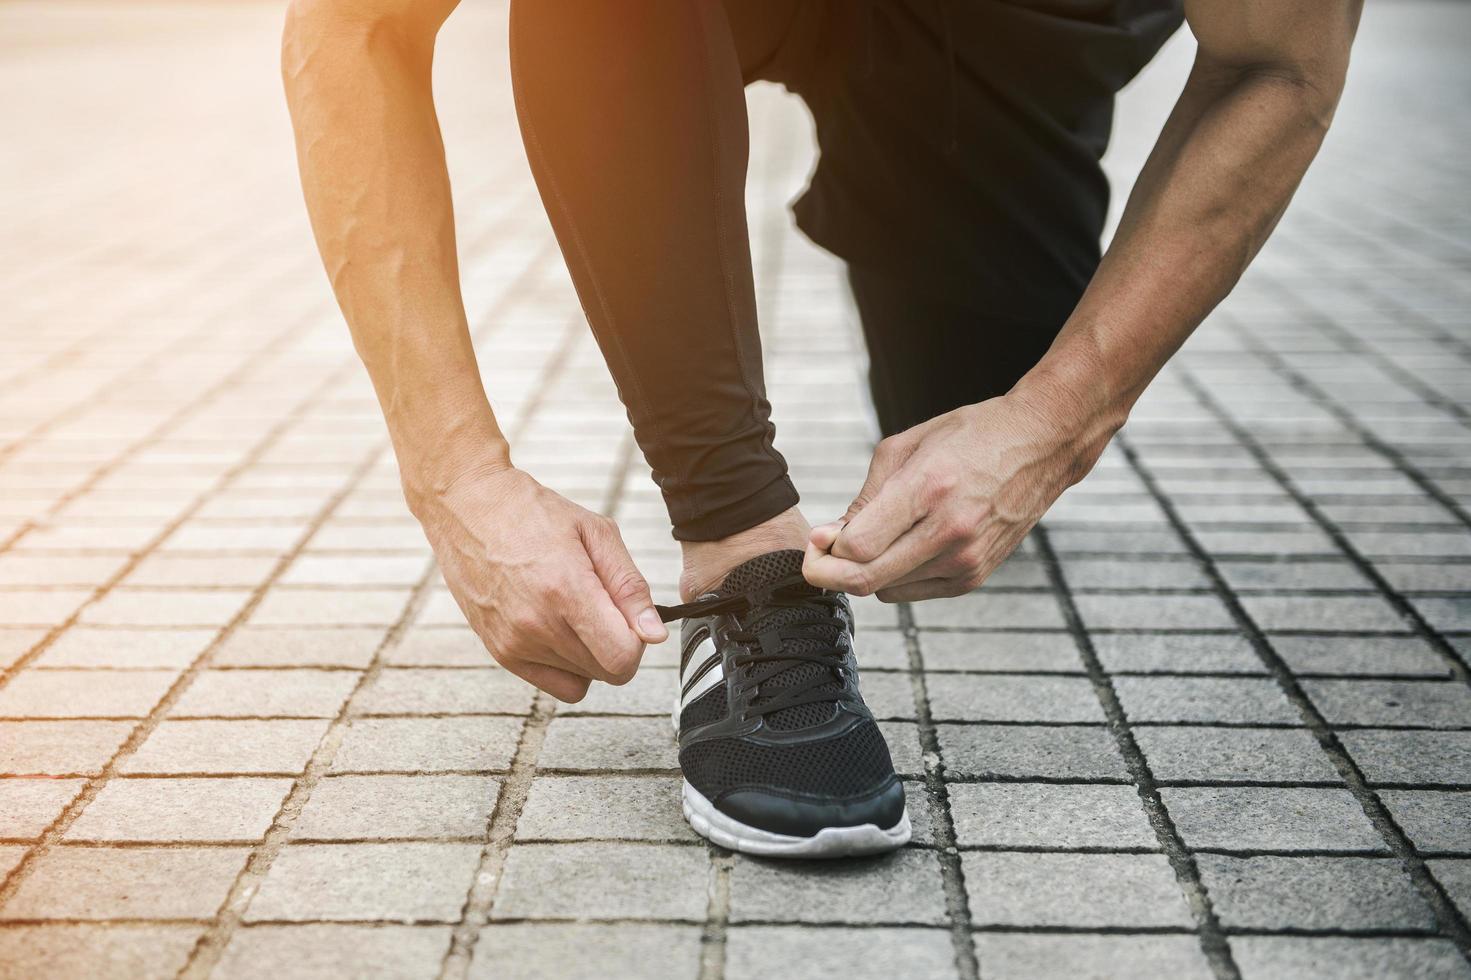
xmin=407 ymin=461 xmax=667 ymax=702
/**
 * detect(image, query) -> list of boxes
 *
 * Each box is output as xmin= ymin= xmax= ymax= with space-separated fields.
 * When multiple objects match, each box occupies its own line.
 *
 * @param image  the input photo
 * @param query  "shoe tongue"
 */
xmin=717 ymin=549 xmax=841 ymax=732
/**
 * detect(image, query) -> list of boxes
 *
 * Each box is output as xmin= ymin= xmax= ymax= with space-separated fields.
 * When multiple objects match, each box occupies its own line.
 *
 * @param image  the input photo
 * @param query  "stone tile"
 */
xmin=0 ymin=555 xmax=127 ymax=587
xmin=354 ymin=668 xmax=534 ymax=716
xmin=1197 ymin=855 xmax=1435 ymax=931
xmin=962 ymin=852 xmax=1192 ymax=927
xmin=1161 ymin=787 xmax=1384 ymax=851
xmin=1072 ymin=594 xmax=1234 ymax=631
xmin=565 ymin=667 xmax=675 ymax=716
xmin=910 ymin=593 xmax=1064 ymax=629
xmin=1 ymin=846 xmax=248 ymax=919
xmin=0 ymin=925 xmax=204 ymax=979
xmin=1340 ymin=730 xmax=1471 ymax=785
xmin=1063 ymin=558 xmax=1207 ymax=591
xmin=216 ymin=924 xmax=452 ymax=980
xmin=727 ymin=926 xmax=957 ymax=980
xmin=729 ymin=848 xmax=947 ymax=925
xmin=124 ymin=555 xmax=277 ymax=588
xmin=492 ymin=842 xmax=706 ymax=921
xmin=290 ymin=774 xmax=499 ymax=840
xmin=853 ymin=629 xmax=910 ymax=670
xmin=918 ymin=631 xmax=1083 ymax=673
xmin=537 ymin=717 xmax=678 ymax=771
xmin=926 ymin=675 xmax=1104 ymax=723
xmin=0 ymin=845 xmax=26 ymax=878
xmin=0 ymin=630 xmax=45 ymax=670
xmin=248 ymin=588 xmax=412 ymax=627
xmin=386 ymin=628 xmax=493 ymax=667
xmin=245 ymin=843 xmax=481 ymax=922
xmin=69 ymin=775 xmax=288 ymax=843
xmin=938 ymin=724 xmax=1128 ymax=780
xmin=81 ymin=589 xmax=252 ymax=627
xmin=1091 ymin=633 xmax=1262 ymax=674
xmin=1135 ymin=727 xmax=1340 ymax=783
xmin=171 ymin=669 xmax=359 ymax=718
xmin=1272 ymin=635 xmax=1449 ymax=677
xmin=1430 ymin=859 xmax=1471 ymax=920
xmin=1230 ymin=937 xmax=1471 ymax=980
xmin=280 ymin=555 xmax=427 ymax=587
xmin=881 ymin=721 xmax=924 ymax=777
xmin=1410 ymin=596 xmax=1471 ymax=632
xmin=470 ymin=923 xmax=702 ymax=980
xmin=124 ymin=719 xmax=330 ymax=774
xmin=34 ymin=628 xmax=216 ymax=669
xmin=0 ymin=669 xmax=178 ymax=718
xmin=0 ymin=591 xmax=91 ymax=628
xmin=0 ymin=778 xmax=84 ymax=837
xmin=1113 ymin=676 xmax=1298 ymax=724
xmin=1242 ymin=594 xmax=1406 ymax=632
xmin=0 ymin=721 xmax=134 ymax=775
xmin=1377 ymin=563 xmax=1471 ymax=592
xmin=949 ymin=783 xmax=1155 ymax=848
xmin=214 ymin=628 xmax=384 ymax=668
xmin=972 ymin=934 xmax=1212 ymax=980
xmin=1379 ymin=791 xmax=1471 ymax=853
xmin=1302 ymin=679 xmax=1471 ymax=728
xmin=1218 ymin=559 xmax=1369 ymax=592
xmin=332 ymin=716 xmax=523 ymax=773
xmin=517 ymin=775 xmax=693 ymax=841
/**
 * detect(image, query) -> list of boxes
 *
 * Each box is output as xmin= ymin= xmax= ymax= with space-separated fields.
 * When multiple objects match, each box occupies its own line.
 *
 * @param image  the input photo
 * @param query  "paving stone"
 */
xmin=1272 ymin=635 xmax=1450 ymax=677
xmin=1046 ymin=527 xmax=1188 ymax=556
xmin=1241 ymin=594 xmax=1407 ymax=632
xmin=910 ymin=593 xmax=1065 ymax=629
xmin=290 ymin=774 xmax=499 ymax=840
xmin=0 ymin=721 xmax=134 ymax=775
xmin=926 ymin=675 xmax=1105 ymax=723
xmin=972 ymin=933 xmax=1212 ymax=980
xmin=1340 ymin=730 xmax=1471 ymax=785
xmin=124 ymin=554 xmax=278 ymax=588
xmin=1113 ymin=676 xmax=1298 ymax=724
xmin=1430 ymin=859 xmax=1471 ymax=920
xmin=0 ymin=669 xmax=178 ymax=718
xmin=34 ymin=628 xmax=216 ymax=669
xmin=216 ymin=924 xmax=452 ymax=980
xmin=727 ymin=925 xmax=957 ymax=980
xmin=1379 ymin=791 xmax=1471 ymax=853
xmin=493 ymin=842 xmax=707 ymax=921
xmin=245 ymin=842 xmax=482 ymax=922
xmin=171 ymin=669 xmax=359 ymax=718
xmin=949 ymin=782 xmax=1156 ymax=848
xmin=124 ymin=719 xmax=331 ymax=774
xmin=81 ymin=589 xmax=252 ymax=627
xmin=1090 ymin=633 xmax=1263 ymax=674
xmin=0 ymin=845 xmax=26 ymax=878
xmin=1198 ymin=855 xmax=1435 ymax=931
xmin=1 ymin=846 xmax=248 ymax=919
xmin=853 ymin=629 xmax=910 ymax=670
xmin=1062 ymin=557 xmax=1208 ymax=590
xmin=0 ymin=591 xmax=93 ymax=629
xmin=0 ymin=778 xmax=84 ymax=838
xmin=66 ymin=777 xmax=291 ymax=842
xmin=1072 ymin=594 xmax=1235 ymax=630
xmin=470 ymin=923 xmax=703 ymax=980
xmin=332 ymin=716 xmax=523 ymax=773
xmin=1193 ymin=527 xmax=1337 ymax=557
xmin=354 ymin=667 xmax=534 ymax=715
xmin=881 ymin=721 xmax=924 ymax=777
xmin=729 ymin=848 xmax=947 ymax=925
xmin=1161 ymin=787 xmax=1384 ymax=852
xmin=517 ymin=775 xmax=693 ymax=841
xmin=1218 ymin=559 xmax=1370 ymax=592
xmin=962 ymin=852 xmax=1192 ymax=927
xmin=537 ymin=716 xmax=677 ymax=771
xmin=1376 ymin=562 xmax=1471 ymax=592
xmin=918 ymin=631 xmax=1083 ymax=672
xmin=938 ymin=724 xmax=1128 ymax=780
xmin=1135 ymin=727 xmax=1341 ymax=783
xmin=0 ymin=924 xmax=204 ymax=979
xmin=564 ymin=667 xmax=675 ymax=716
xmin=1230 ymin=937 xmax=1471 ymax=980
xmin=0 ymin=630 xmax=44 ymax=670
xmin=386 ymin=628 xmax=493 ymax=667
xmin=248 ymin=588 xmax=412 ymax=627
xmin=280 ymin=555 xmax=428 ymax=587
xmin=214 ymin=628 xmax=384 ymax=668
xmin=1302 ymin=679 xmax=1471 ymax=728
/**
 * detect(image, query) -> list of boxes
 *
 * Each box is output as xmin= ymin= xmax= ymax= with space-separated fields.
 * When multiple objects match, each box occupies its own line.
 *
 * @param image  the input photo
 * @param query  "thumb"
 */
xmin=581 ymin=516 xmax=667 ymax=643
xmin=842 ymin=433 xmax=915 ymax=524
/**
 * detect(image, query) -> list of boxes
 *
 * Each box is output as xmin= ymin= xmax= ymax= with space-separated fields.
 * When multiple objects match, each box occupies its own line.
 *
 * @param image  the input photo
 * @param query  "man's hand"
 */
xmin=803 ymin=385 xmax=1112 ymax=602
xmin=410 ymin=461 xmax=667 ymax=702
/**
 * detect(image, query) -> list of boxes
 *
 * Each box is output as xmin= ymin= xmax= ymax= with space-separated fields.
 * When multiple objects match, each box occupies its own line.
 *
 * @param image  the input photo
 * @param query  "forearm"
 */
xmin=1017 ymin=57 xmax=1348 ymax=445
xmin=281 ymin=1 xmax=505 ymax=498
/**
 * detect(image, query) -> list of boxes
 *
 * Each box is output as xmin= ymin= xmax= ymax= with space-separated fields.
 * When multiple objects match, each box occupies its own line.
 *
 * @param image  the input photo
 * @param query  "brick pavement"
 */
xmin=1 ymin=2 xmax=1469 ymax=978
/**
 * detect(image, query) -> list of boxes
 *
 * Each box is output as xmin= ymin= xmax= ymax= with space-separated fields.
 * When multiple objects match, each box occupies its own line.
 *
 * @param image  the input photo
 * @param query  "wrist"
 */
xmin=392 ymin=414 xmax=513 ymax=515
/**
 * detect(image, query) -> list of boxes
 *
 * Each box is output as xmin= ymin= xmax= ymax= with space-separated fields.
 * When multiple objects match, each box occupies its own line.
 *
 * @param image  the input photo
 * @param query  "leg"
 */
xmin=510 ymin=0 xmax=804 ymax=596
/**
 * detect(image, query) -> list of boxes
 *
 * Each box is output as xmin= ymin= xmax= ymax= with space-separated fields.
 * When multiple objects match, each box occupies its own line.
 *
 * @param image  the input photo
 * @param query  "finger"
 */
xmin=841 ymin=433 xmax=916 ymax=524
xmin=506 ymin=657 xmax=592 ymax=703
xmin=831 ymin=474 xmax=925 ymax=564
xmin=581 ymin=516 xmax=667 ymax=643
xmin=874 ymin=575 xmax=974 ymax=603
xmin=808 ymin=520 xmax=845 ymax=554
xmin=804 ymin=518 xmax=942 ymax=596
xmin=562 ymin=570 xmax=645 ymax=685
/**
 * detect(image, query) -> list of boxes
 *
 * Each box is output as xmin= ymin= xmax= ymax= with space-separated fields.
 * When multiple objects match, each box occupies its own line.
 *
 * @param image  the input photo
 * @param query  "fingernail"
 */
xmin=637 ymin=608 xmax=667 ymax=639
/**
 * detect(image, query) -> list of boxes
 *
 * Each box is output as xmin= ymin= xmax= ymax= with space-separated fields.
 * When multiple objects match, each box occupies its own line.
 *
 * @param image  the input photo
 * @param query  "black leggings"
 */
xmin=510 ymin=0 xmax=1178 ymax=541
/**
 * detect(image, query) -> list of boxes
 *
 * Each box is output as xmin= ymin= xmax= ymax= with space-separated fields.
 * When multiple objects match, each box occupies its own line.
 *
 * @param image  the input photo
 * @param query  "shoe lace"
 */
xmin=655 ymin=573 xmax=853 ymax=721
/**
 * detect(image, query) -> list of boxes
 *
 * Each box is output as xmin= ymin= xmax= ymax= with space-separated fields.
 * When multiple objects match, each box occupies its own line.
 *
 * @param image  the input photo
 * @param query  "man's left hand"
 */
xmin=803 ymin=388 xmax=1112 ymax=602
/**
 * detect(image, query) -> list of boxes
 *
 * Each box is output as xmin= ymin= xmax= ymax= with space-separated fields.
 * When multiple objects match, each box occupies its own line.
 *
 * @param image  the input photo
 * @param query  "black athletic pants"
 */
xmin=510 ymin=0 xmax=1179 ymax=541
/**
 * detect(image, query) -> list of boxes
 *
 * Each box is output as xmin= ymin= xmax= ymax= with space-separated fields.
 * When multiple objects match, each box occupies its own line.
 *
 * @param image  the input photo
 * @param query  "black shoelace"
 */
xmin=656 ymin=573 xmax=854 ymax=721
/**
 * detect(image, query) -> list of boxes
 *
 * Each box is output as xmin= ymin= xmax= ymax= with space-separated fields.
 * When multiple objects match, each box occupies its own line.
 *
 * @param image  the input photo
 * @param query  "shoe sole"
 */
xmin=681 ymin=779 xmax=911 ymax=859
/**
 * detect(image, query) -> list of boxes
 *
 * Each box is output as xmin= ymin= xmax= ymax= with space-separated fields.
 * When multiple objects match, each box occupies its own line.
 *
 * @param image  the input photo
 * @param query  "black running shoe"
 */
xmin=656 ymin=549 xmax=909 ymax=857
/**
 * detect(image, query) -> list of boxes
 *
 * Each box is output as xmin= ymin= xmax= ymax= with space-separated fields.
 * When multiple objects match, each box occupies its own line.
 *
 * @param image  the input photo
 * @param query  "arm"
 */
xmin=806 ymin=0 xmax=1362 ymax=600
xmin=282 ymin=0 xmax=666 ymax=699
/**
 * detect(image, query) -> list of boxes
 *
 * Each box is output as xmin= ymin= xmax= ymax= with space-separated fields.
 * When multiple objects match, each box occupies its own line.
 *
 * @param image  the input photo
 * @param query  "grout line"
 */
xmin=1032 ymin=526 xmax=1241 ymax=980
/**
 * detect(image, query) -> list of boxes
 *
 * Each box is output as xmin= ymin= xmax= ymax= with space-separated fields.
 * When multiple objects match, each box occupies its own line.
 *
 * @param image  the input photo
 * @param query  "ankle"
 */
xmin=679 ymin=507 xmax=811 ymax=601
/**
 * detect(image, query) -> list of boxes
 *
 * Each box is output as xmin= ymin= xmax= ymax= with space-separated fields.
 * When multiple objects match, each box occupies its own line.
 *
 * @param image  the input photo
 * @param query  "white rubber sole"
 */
xmin=680 ymin=779 xmax=911 ymax=859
